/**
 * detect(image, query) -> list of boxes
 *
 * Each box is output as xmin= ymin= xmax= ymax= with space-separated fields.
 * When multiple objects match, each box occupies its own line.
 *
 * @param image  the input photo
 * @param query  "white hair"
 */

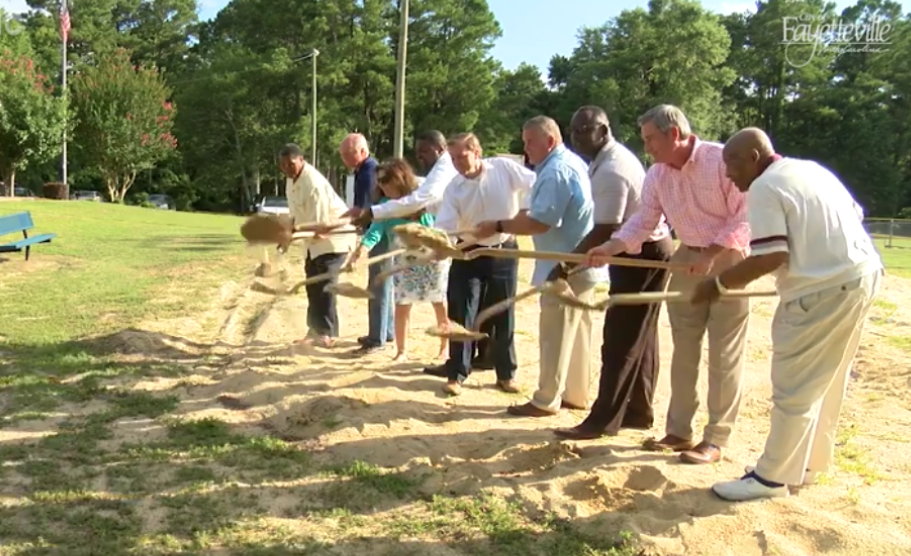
xmin=341 ymin=133 xmax=370 ymax=155
xmin=523 ymin=115 xmax=563 ymax=144
xmin=637 ymin=105 xmax=692 ymax=139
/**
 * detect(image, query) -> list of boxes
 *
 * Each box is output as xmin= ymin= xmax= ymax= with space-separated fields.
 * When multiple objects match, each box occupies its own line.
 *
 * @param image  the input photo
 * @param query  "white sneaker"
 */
xmin=712 ymin=476 xmax=789 ymax=501
xmin=743 ymin=465 xmax=818 ymax=485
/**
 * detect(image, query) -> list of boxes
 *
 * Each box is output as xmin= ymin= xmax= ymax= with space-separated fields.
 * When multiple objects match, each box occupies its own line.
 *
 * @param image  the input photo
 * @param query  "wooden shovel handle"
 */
xmin=293 ymin=219 xmax=352 ymax=233
xmin=466 ymin=248 xmax=687 ymax=271
xmin=608 ymin=289 xmax=778 ymax=305
xmin=291 ymin=229 xmax=359 ymax=240
xmin=372 ymin=241 xmax=479 ymax=286
xmin=294 ymin=248 xmax=408 ymax=291
xmin=562 ymin=289 xmax=778 ymax=309
xmin=472 ymin=266 xmax=586 ymax=332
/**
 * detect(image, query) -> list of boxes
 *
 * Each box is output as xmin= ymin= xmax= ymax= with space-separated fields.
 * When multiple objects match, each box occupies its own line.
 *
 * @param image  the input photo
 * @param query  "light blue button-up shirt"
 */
xmin=526 ymin=144 xmax=596 ymax=286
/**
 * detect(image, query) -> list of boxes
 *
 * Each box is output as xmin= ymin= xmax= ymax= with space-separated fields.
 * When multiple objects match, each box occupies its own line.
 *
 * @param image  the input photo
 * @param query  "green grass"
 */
xmin=873 ymin=235 xmax=911 ymax=278
xmin=0 ymin=201 xmax=640 ymax=556
xmin=1 ymin=200 xmax=248 ymax=343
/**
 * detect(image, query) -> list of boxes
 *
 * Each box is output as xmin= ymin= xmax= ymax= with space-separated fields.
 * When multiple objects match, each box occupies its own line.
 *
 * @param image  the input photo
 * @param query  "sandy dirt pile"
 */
xmin=119 ymin=250 xmax=911 ymax=556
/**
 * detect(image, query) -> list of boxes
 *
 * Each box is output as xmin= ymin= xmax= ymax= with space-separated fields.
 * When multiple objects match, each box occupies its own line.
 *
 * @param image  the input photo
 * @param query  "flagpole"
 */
xmin=60 ymin=0 xmax=68 ymax=196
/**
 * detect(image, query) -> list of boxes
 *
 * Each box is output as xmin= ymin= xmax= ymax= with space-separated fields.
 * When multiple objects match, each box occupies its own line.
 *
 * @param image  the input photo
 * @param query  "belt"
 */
xmin=458 ymin=239 xmax=516 ymax=251
xmin=684 ymin=245 xmax=708 ymax=253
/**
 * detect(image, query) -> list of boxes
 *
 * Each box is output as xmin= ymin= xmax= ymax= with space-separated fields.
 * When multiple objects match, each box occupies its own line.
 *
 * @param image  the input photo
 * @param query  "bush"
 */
xmin=42 ymin=182 xmax=68 ymax=200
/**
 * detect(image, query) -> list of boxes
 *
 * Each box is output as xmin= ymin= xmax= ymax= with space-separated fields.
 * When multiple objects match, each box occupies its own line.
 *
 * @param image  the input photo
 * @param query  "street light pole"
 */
xmin=311 ymin=48 xmax=319 ymax=166
xmin=393 ymin=0 xmax=409 ymax=158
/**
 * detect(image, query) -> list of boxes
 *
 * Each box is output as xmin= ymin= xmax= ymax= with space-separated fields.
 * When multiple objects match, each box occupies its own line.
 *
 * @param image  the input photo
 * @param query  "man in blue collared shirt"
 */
xmin=476 ymin=115 xmax=598 ymax=417
xmin=340 ymin=133 xmax=393 ymax=353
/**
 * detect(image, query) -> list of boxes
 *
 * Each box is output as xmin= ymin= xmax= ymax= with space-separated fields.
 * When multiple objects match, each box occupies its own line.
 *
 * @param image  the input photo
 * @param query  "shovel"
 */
xmin=544 ymin=288 xmax=779 ymax=311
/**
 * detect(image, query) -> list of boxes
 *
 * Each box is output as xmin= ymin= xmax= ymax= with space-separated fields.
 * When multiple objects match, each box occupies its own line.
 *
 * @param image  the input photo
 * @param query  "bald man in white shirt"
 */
xmin=691 ymin=128 xmax=883 ymax=501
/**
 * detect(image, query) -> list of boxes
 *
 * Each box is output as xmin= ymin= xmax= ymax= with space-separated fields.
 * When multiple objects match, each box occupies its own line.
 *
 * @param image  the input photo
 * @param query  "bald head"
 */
xmin=339 ymin=133 xmax=370 ymax=170
xmin=722 ymin=127 xmax=778 ymax=192
xmin=725 ymin=127 xmax=774 ymax=158
xmin=570 ymin=105 xmax=612 ymax=160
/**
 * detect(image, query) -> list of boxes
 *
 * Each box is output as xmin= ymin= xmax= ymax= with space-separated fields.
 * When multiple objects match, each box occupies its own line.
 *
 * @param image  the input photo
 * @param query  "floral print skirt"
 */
xmin=393 ymin=251 xmax=449 ymax=305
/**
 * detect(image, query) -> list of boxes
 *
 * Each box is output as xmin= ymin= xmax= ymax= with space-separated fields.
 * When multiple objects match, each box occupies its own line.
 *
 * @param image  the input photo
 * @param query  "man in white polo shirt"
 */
xmin=691 ymin=127 xmax=883 ymax=501
xmin=429 ymin=132 xmax=537 ymax=396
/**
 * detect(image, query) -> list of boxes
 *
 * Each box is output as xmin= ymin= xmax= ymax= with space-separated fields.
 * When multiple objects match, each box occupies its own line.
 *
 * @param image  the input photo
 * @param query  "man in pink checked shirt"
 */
xmin=586 ymin=104 xmax=751 ymax=465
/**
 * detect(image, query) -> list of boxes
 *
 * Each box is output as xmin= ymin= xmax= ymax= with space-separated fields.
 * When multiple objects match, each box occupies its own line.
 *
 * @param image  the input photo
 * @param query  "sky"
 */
xmin=2 ymin=0 xmax=909 ymax=73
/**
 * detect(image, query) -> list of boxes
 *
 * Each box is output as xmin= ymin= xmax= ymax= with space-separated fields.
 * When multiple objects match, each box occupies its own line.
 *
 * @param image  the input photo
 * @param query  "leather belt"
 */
xmin=458 ymin=239 xmax=516 ymax=251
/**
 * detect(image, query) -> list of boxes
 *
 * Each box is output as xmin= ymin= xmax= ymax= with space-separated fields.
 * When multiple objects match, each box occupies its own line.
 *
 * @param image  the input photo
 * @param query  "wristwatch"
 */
xmin=495 ymin=220 xmax=504 ymax=233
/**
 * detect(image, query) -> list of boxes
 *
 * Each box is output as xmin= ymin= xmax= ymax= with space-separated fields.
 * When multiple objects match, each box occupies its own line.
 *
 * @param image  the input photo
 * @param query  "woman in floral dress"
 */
xmin=346 ymin=158 xmax=449 ymax=361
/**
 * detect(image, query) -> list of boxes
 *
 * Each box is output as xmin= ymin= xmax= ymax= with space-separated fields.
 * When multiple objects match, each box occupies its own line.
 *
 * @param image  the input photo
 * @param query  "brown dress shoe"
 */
xmin=442 ymin=381 xmax=462 ymax=396
xmin=497 ymin=379 xmax=519 ymax=393
xmin=506 ymin=402 xmax=557 ymax=417
xmin=643 ymin=434 xmax=696 ymax=452
xmin=553 ymin=425 xmax=603 ymax=440
xmin=679 ymin=441 xmax=721 ymax=464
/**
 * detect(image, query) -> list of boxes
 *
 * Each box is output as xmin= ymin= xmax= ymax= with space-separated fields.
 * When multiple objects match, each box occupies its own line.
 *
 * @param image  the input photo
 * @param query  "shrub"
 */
xmin=42 ymin=182 xmax=68 ymax=200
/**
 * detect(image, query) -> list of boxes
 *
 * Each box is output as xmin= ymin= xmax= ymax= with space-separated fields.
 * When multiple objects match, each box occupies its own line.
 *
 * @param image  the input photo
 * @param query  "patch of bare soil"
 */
xmin=102 ymin=250 xmax=911 ymax=555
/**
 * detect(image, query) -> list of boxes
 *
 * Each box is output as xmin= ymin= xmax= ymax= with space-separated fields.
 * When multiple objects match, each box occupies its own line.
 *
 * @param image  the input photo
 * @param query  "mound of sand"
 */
xmin=119 ymin=253 xmax=911 ymax=555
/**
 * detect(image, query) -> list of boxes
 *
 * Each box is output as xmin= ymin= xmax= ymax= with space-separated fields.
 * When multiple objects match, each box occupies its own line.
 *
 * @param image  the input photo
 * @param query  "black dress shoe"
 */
xmin=423 ymin=364 xmax=449 ymax=378
xmin=350 ymin=343 xmax=384 ymax=356
xmin=553 ymin=426 xmax=604 ymax=440
xmin=358 ymin=336 xmax=394 ymax=346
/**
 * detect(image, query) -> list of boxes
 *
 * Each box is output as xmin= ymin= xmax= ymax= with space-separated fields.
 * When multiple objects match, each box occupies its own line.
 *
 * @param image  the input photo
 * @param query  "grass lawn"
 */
xmin=0 ymin=201 xmax=639 ymax=556
xmin=873 ymin=235 xmax=911 ymax=279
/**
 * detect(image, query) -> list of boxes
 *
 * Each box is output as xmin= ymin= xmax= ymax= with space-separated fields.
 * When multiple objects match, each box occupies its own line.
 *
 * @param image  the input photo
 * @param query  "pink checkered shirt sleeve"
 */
xmin=626 ymin=141 xmax=751 ymax=251
xmin=612 ymin=167 xmax=665 ymax=254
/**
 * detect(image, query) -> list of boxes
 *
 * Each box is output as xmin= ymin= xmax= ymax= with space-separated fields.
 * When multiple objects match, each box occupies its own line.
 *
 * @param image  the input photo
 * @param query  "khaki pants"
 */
xmin=665 ymin=246 xmax=750 ymax=447
xmin=532 ymin=274 xmax=596 ymax=412
xmin=756 ymin=270 xmax=881 ymax=485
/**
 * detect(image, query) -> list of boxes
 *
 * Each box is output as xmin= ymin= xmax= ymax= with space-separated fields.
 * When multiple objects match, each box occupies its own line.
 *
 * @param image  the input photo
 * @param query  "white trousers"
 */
xmin=532 ymin=275 xmax=596 ymax=412
xmin=755 ymin=269 xmax=882 ymax=485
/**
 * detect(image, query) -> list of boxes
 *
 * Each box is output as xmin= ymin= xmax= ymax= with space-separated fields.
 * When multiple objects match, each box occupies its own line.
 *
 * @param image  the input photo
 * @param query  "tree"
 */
xmin=547 ymin=0 xmax=737 ymax=149
xmin=70 ymin=47 xmax=177 ymax=202
xmin=0 ymin=49 xmax=67 ymax=196
xmin=477 ymin=63 xmax=549 ymax=153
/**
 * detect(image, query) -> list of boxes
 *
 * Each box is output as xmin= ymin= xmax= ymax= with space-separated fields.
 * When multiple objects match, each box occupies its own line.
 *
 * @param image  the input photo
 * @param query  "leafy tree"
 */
xmin=69 ymin=47 xmax=177 ymax=202
xmin=477 ymin=63 xmax=549 ymax=153
xmin=0 ymin=49 xmax=67 ymax=196
xmin=547 ymin=0 xmax=736 ymax=149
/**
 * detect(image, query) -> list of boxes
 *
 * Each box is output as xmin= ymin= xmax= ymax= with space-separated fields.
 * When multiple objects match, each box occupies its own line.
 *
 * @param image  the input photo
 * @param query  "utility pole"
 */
xmin=311 ymin=48 xmax=319 ymax=167
xmin=393 ymin=0 xmax=409 ymax=158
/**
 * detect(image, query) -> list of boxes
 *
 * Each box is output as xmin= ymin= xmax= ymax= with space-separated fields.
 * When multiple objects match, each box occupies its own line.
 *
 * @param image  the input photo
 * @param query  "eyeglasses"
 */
xmin=571 ymin=124 xmax=600 ymax=135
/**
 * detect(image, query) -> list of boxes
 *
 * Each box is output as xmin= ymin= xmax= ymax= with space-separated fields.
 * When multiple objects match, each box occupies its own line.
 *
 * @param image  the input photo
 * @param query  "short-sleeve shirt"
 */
xmin=287 ymin=163 xmax=356 ymax=258
xmin=589 ymin=141 xmax=669 ymax=241
xmin=747 ymin=157 xmax=882 ymax=302
xmin=527 ymin=144 xmax=595 ymax=286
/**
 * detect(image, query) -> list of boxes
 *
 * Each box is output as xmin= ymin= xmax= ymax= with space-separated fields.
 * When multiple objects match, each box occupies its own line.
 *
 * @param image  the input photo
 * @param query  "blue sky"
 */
xmin=2 ymin=0 xmax=908 ymax=73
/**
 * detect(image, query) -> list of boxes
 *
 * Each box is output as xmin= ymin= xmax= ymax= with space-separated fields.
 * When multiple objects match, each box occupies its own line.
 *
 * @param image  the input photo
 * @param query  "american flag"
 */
xmin=60 ymin=0 xmax=70 ymax=43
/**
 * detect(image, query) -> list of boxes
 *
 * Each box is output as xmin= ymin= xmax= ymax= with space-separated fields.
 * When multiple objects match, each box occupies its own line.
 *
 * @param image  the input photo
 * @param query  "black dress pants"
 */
xmin=579 ymin=237 xmax=674 ymax=433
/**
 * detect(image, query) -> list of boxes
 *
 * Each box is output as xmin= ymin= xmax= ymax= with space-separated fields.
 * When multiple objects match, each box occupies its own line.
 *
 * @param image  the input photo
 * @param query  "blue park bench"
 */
xmin=0 ymin=211 xmax=58 ymax=261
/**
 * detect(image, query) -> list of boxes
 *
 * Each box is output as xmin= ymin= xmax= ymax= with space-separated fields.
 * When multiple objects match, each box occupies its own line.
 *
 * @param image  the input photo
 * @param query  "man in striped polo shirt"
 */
xmin=693 ymin=127 xmax=882 ymax=501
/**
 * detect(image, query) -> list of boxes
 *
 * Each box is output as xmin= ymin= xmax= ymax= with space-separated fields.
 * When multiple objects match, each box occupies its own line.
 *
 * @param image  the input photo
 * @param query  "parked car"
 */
xmin=147 ymin=194 xmax=174 ymax=210
xmin=13 ymin=187 xmax=34 ymax=198
xmin=256 ymin=196 xmax=290 ymax=216
xmin=72 ymin=190 xmax=102 ymax=202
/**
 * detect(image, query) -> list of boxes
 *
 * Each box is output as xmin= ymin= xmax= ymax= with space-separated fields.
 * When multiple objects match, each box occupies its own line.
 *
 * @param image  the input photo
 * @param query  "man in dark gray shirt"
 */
xmin=553 ymin=105 xmax=675 ymax=439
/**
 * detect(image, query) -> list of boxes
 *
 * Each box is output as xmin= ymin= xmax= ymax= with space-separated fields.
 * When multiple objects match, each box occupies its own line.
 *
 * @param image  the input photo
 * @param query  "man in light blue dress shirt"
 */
xmin=475 ymin=115 xmax=598 ymax=417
